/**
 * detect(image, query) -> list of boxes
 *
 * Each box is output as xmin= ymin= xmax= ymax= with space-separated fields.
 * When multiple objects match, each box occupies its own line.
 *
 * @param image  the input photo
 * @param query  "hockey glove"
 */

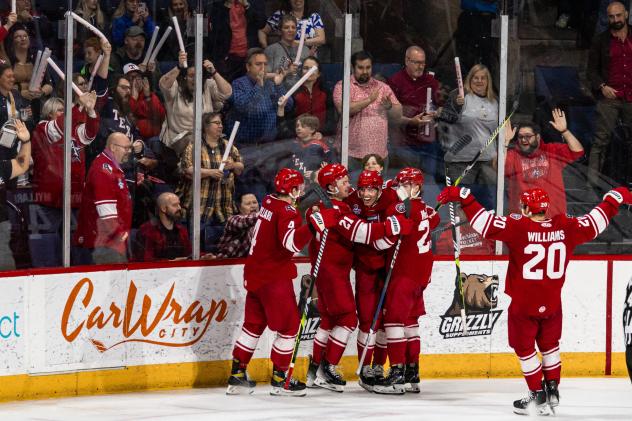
xmin=385 ymin=214 xmax=413 ymax=236
xmin=604 ymin=187 xmax=632 ymax=206
xmin=309 ymin=208 xmax=339 ymax=234
xmin=437 ymin=186 xmax=474 ymax=206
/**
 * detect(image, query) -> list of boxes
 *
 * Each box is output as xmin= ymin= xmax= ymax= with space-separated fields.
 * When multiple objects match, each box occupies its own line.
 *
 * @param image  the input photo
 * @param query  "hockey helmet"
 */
xmin=520 ymin=188 xmax=550 ymax=214
xmin=318 ymin=163 xmax=348 ymax=189
xmin=357 ymin=170 xmax=383 ymax=190
xmin=274 ymin=168 xmax=304 ymax=195
xmin=395 ymin=167 xmax=424 ymax=186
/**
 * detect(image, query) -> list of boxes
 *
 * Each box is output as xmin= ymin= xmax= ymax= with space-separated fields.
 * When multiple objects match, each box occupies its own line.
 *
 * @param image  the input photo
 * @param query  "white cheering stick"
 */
xmin=71 ymin=12 xmax=108 ymax=43
xmin=12 ymin=0 xmax=16 ymax=14
xmin=47 ymin=58 xmax=83 ymax=97
xmin=218 ymin=122 xmax=240 ymax=172
xmin=86 ymin=54 xmax=103 ymax=92
xmin=455 ymin=57 xmax=464 ymax=98
xmin=278 ymin=65 xmax=318 ymax=105
xmin=172 ymin=17 xmax=187 ymax=68
xmin=294 ymin=25 xmax=306 ymax=65
xmin=142 ymin=26 xmax=160 ymax=66
xmin=148 ymin=27 xmax=172 ymax=64
xmin=28 ymin=50 xmax=43 ymax=91
xmin=32 ymin=48 xmax=51 ymax=91
xmin=424 ymin=87 xmax=431 ymax=136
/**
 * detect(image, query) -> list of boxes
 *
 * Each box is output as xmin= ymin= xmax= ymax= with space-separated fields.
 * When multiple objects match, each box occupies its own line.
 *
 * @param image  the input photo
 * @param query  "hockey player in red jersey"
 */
xmin=227 ymin=168 xmax=338 ymax=397
xmin=345 ymin=170 xmax=399 ymax=391
xmin=437 ymin=185 xmax=632 ymax=414
xmin=371 ymin=167 xmax=440 ymax=394
xmin=305 ymin=164 xmax=413 ymax=392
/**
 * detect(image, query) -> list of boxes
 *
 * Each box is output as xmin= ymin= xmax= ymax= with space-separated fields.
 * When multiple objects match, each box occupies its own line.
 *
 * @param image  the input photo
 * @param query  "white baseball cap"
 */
xmin=123 ymin=63 xmax=141 ymax=75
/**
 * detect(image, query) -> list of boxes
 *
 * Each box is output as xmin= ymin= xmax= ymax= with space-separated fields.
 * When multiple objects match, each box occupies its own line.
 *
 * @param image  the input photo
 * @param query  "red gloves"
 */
xmin=385 ymin=214 xmax=413 ymax=236
xmin=604 ymin=187 xmax=632 ymax=206
xmin=309 ymin=208 xmax=339 ymax=234
xmin=437 ymin=186 xmax=473 ymax=205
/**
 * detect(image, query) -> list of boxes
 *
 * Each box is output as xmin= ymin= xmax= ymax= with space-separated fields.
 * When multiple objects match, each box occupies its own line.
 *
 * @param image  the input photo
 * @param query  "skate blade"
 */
xmin=405 ymin=382 xmax=420 ymax=393
xmin=513 ymin=404 xmax=552 ymax=417
xmin=358 ymin=380 xmax=374 ymax=393
xmin=226 ymin=384 xmax=254 ymax=395
xmin=269 ymin=386 xmax=307 ymax=397
xmin=314 ymin=377 xmax=344 ymax=393
xmin=373 ymin=384 xmax=406 ymax=395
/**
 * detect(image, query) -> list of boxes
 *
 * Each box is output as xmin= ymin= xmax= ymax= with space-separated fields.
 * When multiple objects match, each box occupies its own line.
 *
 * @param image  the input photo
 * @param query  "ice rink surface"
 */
xmin=0 ymin=377 xmax=629 ymax=421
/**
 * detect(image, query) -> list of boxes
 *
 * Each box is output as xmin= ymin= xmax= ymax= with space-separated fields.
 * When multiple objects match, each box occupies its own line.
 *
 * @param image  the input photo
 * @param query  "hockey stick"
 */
xmin=435 ymin=98 xmax=519 ymax=211
xmin=356 ymin=198 xmax=412 ymax=375
xmin=445 ymin=171 xmax=467 ymax=335
xmin=284 ymin=185 xmax=333 ymax=389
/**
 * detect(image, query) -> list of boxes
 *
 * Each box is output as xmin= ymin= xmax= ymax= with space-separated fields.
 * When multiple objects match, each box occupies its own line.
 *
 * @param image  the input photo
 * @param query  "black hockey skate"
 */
xmin=372 ymin=364 xmax=385 ymax=384
xmin=373 ymin=364 xmax=406 ymax=395
xmin=404 ymin=363 xmax=420 ymax=393
xmin=270 ymin=369 xmax=307 ymax=397
xmin=314 ymin=359 xmax=346 ymax=392
xmin=226 ymin=359 xmax=256 ymax=395
xmin=358 ymin=365 xmax=375 ymax=392
xmin=544 ymin=379 xmax=559 ymax=408
xmin=513 ymin=389 xmax=552 ymax=416
xmin=305 ymin=355 xmax=320 ymax=388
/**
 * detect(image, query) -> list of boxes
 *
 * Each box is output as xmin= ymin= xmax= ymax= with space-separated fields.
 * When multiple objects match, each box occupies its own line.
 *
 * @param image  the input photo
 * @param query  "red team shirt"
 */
xmin=74 ymin=151 xmax=132 ymax=255
xmin=243 ymin=195 xmax=311 ymax=292
xmin=461 ymin=198 xmax=618 ymax=316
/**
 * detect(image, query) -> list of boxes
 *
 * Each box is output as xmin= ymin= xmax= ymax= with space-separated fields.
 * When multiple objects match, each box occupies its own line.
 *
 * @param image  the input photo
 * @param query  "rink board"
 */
xmin=0 ymin=257 xmax=628 ymax=402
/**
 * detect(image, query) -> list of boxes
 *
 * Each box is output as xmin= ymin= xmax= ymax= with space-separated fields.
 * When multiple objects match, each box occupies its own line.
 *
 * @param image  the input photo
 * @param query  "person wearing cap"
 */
xmin=127 ymin=63 xmax=165 ymax=143
xmin=111 ymin=0 xmax=156 ymax=47
xmin=110 ymin=26 xmax=161 ymax=91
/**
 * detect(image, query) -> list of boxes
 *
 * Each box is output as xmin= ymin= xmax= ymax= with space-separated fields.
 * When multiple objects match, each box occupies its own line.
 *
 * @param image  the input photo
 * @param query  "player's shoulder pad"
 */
xmin=509 ymin=213 xmax=523 ymax=220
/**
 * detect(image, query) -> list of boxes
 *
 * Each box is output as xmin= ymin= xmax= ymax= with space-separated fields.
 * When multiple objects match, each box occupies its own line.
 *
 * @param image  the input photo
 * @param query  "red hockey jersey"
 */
xmin=243 ymin=195 xmax=312 ymax=292
xmin=74 ymin=150 xmax=132 ymax=255
xmin=346 ymin=187 xmax=399 ymax=271
xmin=380 ymin=199 xmax=440 ymax=285
xmin=461 ymin=198 xmax=618 ymax=316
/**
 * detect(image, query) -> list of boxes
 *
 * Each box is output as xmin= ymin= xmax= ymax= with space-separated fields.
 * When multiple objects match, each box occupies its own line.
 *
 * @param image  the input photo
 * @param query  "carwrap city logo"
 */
xmin=61 ymin=277 xmax=229 ymax=352
xmin=439 ymin=273 xmax=502 ymax=339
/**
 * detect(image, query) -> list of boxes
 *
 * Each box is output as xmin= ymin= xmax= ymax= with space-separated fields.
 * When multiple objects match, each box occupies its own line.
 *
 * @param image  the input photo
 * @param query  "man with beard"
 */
xmin=74 ymin=133 xmax=134 ymax=265
xmin=587 ymin=1 xmax=632 ymax=186
xmin=333 ymin=51 xmax=401 ymax=173
xmin=136 ymin=192 xmax=191 ymax=261
xmin=503 ymin=108 xmax=583 ymax=217
xmin=109 ymin=26 xmax=161 ymax=89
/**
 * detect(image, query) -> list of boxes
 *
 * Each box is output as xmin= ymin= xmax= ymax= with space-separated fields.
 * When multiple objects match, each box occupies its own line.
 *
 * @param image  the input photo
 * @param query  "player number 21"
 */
xmin=522 ymin=242 xmax=566 ymax=280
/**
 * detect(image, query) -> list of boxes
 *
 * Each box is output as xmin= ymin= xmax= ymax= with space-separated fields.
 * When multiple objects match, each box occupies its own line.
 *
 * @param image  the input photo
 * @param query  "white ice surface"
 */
xmin=0 ymin=377 xmax=629 ymax=421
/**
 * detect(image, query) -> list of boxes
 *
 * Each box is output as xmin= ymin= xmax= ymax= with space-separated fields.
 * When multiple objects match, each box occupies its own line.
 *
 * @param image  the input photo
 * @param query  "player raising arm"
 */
xmin=437 ymin=185 xmax=632 ymax=415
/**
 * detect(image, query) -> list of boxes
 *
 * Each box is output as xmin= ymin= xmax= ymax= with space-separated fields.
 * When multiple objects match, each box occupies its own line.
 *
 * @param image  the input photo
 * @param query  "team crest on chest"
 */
xmin=395 ymin=203 xmax=406 ymax=213
xmin=103 ymin=163 xmax=113 ymax=173
xmin=352 ymin=204 xmax=360 ymax=215
xmin=118 ymin=179 xmax=124 ymax=189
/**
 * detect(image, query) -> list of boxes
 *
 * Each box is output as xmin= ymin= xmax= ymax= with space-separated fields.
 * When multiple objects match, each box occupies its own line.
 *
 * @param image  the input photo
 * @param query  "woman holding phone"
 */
xmin=111 ymin=0 xmax=156 ymax=47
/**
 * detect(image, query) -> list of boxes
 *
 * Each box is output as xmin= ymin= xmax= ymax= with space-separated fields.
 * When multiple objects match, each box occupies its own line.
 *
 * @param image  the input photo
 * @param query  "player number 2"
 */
xmin=522 ymin=242 xmax=566 ymax=280
xmin=416 ymin=219 xmax=430 ymax=253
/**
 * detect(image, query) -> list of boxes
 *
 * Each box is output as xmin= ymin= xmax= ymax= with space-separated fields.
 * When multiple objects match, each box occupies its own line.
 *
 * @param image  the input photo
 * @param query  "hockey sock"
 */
xmin=404 ymin=323 xmax=420 ymax=365
xmin=325 ymin=325 xmax=354 ymax=365
xmin=373 ymin=329 xmax=388 ymax=366
xmin=270 ymin=331 xmax=297 ymax=372
xmin=312 ymin=327 xmax=330 ymax=365
xmin=541 ymin=346 xmax=561 ymax=383
xmin=233 ymin=326 xmax=262 ymax=366
xmin=385 ymin=323 xmax=407 ymax=365
xmin=357 ymin=329 xmax=376 ymax=363
xmin=517 ymin=350 xmax=544 ymax=391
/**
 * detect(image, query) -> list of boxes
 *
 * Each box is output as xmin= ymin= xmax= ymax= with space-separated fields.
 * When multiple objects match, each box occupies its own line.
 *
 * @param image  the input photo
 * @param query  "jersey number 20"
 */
xmin=523 ymin=242 xmax=566 ymax=280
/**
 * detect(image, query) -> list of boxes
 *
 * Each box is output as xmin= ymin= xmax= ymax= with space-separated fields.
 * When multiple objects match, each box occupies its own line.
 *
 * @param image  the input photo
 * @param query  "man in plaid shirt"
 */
xmin=214 ymin=193 xmax=260 ymax=259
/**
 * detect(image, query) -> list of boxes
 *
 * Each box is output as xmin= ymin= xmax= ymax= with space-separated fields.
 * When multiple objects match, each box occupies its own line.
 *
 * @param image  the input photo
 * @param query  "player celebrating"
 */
xmin=437 ymin=185 xmax=632 ymax=414
xmin=305 ymin=164 xmax=412 ymax=392
xmin=227 ymin=168 xmax=338 ymax=397
xmin=345 ymin=170 xmax=399 ymax=391
xmin=372 ymin=168 xmax=440 ymax=394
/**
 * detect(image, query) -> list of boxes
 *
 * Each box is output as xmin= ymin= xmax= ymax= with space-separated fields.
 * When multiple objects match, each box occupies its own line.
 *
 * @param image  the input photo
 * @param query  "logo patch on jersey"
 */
xmin=285 ymin=205 xmax=295 ymax=213
xmin=510 ymin=213 xmax=522 ymax=220
xmin=352 ymin=204 xmax=361 ymax=215
xmin=118 ymin=179 xmax=124 ymax=190
xmin=395 ymin=203 xmax=406 ymax=214
xmin=103 ymin=163 xmax=113 ymax=173
xmin=541 ymin=222 xmax=552 ymax=228
xmin=439 ymin=273 xmax=503 ymax=339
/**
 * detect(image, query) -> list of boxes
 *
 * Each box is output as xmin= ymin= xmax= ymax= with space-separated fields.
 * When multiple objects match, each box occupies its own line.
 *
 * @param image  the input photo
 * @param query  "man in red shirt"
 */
xmin=438 ymin=184 xmax=632 ymax=415
xmin=587 ymin=1 xmax=632 ymax=186
xmin=344 ymin=170 xmax=399 ymax=391
xmin=387 ymin=46 xmax=442 ymax=177
xmin=227 ymin=168 xmax=337 ymax=396
xmin=74 ymin=132 xmax=133 ymax=265
xmin=504 ymin=108 xmax=584 ymax=217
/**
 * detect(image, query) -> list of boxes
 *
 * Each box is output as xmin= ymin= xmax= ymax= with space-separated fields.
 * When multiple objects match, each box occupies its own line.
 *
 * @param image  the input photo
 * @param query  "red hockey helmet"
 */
xmin=520 ymin=188 xmax=550 ymax=214
xmin=357 ymin=170 xmax=383 ymax=190
xmin=318 ymin=163 xmax=348 ymax=189
xmin=274 ymin=168 xmax=304 ymax=194
xmin=395 ymin=167 xmax=424 ymax=186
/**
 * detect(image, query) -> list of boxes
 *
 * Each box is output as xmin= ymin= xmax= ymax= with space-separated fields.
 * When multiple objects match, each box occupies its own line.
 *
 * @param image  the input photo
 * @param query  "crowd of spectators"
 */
xmin=0 ymin=0 xmax=628 ymax=268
